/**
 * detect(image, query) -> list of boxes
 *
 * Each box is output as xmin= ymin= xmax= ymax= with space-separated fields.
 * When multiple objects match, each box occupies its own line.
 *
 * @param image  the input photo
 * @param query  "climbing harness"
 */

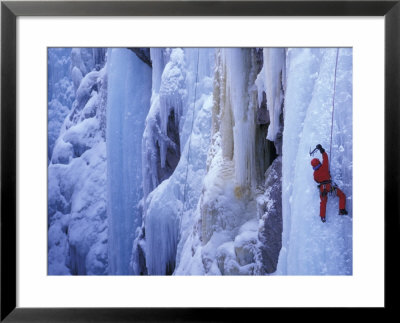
xmin=179 ymin=49 xmax=200 ymax=231
xmin=317 ymin=180 xmax=338 ymax=197
xmin=329 ymin=48 xmax=340 ymax=167
xmin=311 ymin=50 xmax=341 ymax=199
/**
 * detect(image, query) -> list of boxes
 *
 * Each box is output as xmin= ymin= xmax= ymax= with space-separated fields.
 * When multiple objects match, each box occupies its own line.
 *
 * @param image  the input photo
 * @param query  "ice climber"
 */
xmin=311 ymin=144 xmax=348 ymax=223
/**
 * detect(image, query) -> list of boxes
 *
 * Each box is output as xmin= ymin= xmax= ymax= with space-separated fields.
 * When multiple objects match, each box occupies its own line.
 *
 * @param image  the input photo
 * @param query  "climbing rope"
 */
xmin=180 ymin=48 xmax=200 ymax=230
xmin=329 ymin=48 xmax=340 ymax=166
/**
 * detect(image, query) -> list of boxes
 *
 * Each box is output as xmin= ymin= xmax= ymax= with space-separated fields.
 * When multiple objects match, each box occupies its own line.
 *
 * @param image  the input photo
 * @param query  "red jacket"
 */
xmin=313 ymin=152 xmax=331 ymax=183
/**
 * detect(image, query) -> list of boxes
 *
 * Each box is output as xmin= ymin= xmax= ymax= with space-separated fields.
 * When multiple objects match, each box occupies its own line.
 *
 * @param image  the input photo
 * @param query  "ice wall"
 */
xmin=226 ymin=49 xmax=258 ymax=189
xmin=48 ymin=48 xmax=108 ymax=275
xmin=176 ymin=48 xmax=268 ymax=275
xmin=106 ymin=48 xmax=152 ymax=275
xmin=176 ymin=47 xmax=352 ymax=276
xmin=202 ymin=48 xmax=259 ymax=240
xmin=277 ymin=48 xmax=353 ymax=275
xmin=132 ymin=48 xmax=214 ymax=275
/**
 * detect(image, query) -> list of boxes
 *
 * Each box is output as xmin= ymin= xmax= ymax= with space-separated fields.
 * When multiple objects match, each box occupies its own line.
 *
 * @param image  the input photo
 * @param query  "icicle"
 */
xmin=262 ymin=48 xmax=285 ymax=142
xmin=143 ymin=48 xmax=214 ymax=275
xmin=222 ymin=48 xmax=257 ymax=189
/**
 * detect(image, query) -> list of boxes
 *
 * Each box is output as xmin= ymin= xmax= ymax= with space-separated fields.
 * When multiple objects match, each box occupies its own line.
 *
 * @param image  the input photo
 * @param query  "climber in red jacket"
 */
xmin=311 ymin=144 xmax=348 ymax=223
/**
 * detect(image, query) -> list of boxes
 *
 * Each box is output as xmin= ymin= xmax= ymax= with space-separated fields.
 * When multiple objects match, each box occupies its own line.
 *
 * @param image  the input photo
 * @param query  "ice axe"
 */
xmin=309 ymin=146 xmax=318 ymax=157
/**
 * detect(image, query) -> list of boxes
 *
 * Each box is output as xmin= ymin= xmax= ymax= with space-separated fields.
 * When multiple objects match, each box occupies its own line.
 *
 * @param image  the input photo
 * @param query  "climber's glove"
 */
xmin=316 ymin=144 xmax=325 ymax=154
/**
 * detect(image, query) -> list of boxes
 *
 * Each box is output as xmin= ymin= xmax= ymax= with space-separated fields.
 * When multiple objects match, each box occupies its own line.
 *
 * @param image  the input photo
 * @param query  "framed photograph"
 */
xmin=1 ymin=0 xmax=398 ymax=321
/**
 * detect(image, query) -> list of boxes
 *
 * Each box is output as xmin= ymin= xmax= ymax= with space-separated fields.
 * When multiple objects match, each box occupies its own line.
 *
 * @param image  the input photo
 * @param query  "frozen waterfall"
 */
xmin=277 ymin=48 xmax=353 ymax=275
xmin=48 ymin=47 xmax=352 ymax=276
xmin=134 ymin=48 xmax=214 ymax=275
xmin=106 ymin=48 xmax=152 ymax=275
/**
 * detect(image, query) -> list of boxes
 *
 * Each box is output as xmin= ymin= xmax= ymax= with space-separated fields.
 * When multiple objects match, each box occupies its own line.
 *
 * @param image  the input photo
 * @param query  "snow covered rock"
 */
xmin=48 ymin=48 xmax=108 ymax=275
xmin=48 ymin=48 xmax=75 ymax=159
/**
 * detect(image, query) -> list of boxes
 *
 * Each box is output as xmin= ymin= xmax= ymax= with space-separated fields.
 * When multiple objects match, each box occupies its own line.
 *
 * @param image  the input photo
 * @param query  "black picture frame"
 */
xmin=1 ymin=0 xmax=399 ymax=321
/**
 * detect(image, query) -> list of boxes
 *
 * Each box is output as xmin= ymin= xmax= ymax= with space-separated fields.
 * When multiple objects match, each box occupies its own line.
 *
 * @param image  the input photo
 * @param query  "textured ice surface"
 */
xmin=135 ymin=48 xmax=214 ymax=275
xmin=48 ymin=52 xmax=108 ymax=275
xmin=106 ymin=48 xmax=152 ymax=275
xmin=48 ymin=47 xmax=352 ymax=276
xmin=277 ymin=48 xmax=353 ymax=275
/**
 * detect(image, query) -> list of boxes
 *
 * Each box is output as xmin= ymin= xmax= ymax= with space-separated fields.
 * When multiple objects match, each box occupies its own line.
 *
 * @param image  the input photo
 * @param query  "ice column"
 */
xmin=106 ymin=48 xmax=152 ymax=275
xmin=255 ymin=48 xmax=286 ymax=154
xmin=223 ymin=48 xmax=257 ymax=190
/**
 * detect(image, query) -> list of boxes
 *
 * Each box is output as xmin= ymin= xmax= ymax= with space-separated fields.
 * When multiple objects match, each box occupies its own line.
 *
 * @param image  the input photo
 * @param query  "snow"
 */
xmin=70 ymin=48 xmax=99 ymax=76
xmin=74 ymin=71 xmax=99 ymax=111
xmin=71 ymin=66 xmax=83 ymax=91
xmin=48 ymin=48 xmax=74 ymax=159
xmin=48 ymin=140 xmax=108 ymax=275
xmin=48 ymin=48 xmax=108 ymax=275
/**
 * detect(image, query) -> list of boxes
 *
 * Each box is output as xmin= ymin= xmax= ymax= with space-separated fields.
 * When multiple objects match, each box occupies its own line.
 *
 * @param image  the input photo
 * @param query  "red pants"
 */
xmin=319 ymin=184 xmax=346 ymax=219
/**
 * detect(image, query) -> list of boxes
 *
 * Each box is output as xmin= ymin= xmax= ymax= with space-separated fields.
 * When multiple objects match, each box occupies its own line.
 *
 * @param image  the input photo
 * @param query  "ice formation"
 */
xmin=175 ymin=48 xmax=282 ymax=275
xmin=48 ymin=47 xmax=352 ymax=276
xmin=48 ymin=48 xmax=75 ymax=160
xmin=277 ymin=48 xmax=353 ymax=275
xmin=255 ymin=48 xmax=286 ymax=153
xmin=48 ymin=48 xmax=108 ymax=275
xmin=132 ymin=48 xmax=215 ymax=275
xmin=106 ymin=48 xmax=152 ymax=275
